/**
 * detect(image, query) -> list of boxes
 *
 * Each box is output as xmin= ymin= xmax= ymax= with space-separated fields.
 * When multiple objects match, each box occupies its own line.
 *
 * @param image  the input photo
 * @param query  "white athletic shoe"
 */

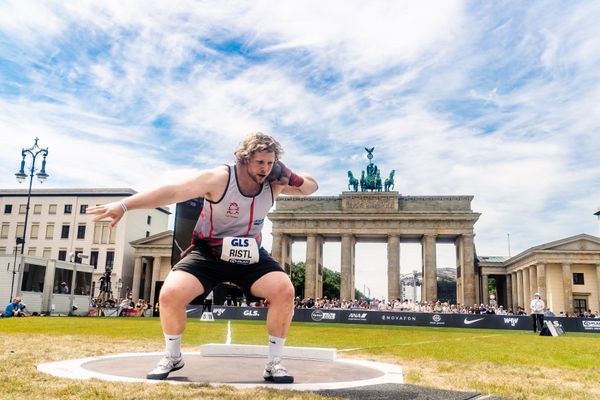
xmin=146 ymin=354 xmax=185 ymax=380
xmin=263 ymin=357 xmax=294 ymax=383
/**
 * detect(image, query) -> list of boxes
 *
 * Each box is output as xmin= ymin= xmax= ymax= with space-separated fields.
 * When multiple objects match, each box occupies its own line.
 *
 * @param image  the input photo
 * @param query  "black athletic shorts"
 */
xmin=171 ymin=243 xmax=285 ymax=302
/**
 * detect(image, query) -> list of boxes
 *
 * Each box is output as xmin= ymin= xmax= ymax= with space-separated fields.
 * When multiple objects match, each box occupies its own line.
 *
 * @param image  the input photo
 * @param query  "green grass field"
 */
xmin=1 ymin=317 xmax=598 ymax=399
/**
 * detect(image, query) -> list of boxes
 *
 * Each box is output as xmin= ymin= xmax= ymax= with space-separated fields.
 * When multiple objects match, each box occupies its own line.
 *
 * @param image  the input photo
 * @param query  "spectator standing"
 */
xmin=530 ymin=293 xmax=545 ymax=333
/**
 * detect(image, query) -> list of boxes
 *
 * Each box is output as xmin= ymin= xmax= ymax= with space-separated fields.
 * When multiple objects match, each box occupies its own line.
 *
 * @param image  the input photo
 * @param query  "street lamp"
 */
xmin=15 ymin=137 xmax=49 ymax=256
xmin=9 ymin=139 xmax=48 ymax=301
xmin=8 ymin=238 xmax=24 ymax=302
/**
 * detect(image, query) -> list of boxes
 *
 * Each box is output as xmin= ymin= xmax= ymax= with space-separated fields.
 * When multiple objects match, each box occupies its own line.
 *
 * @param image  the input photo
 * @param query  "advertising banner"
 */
xmin=185 ymin=306 xmax=599 ymax=333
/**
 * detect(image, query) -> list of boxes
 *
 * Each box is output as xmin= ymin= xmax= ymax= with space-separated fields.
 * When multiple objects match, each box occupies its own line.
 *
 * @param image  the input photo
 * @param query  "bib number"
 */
xmin=221 ymin=237 xmax=259 ymax=265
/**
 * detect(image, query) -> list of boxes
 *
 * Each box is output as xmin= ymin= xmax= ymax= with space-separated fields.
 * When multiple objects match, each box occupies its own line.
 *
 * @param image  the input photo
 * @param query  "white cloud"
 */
xmin=1 ymin=1 xmax=600 ymax=300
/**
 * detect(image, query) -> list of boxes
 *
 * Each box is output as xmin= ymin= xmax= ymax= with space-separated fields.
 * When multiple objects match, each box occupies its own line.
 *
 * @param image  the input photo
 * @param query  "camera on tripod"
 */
xmin=101 ymin=265 xmax=113 ymax=288
xmin=96 ymin=265 xmax=114 ymax=307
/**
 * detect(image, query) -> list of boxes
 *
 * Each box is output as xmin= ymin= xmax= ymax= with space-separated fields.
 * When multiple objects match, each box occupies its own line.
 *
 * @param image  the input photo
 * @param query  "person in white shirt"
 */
xmin=530 ymin=292 xmax=545 ymax=333
xmin=378 ymin=299 xmax=388 ymax=311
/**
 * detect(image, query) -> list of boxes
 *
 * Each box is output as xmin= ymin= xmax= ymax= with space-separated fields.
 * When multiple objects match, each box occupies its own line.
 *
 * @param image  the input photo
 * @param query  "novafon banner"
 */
xmin=185 ymin=306 xmax=599 ymax=333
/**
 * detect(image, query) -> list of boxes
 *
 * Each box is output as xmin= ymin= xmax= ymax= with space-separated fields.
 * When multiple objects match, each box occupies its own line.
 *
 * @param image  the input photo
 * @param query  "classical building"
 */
xmin=268 ymin=191 xmax=480 ymax=306
xmin=0 ymin=188 xmax=169 ymax=300
xmin=130 ymin=230 xmax=173 ymax=308
xmin=479 ymin=234 xmax=600 ymax=315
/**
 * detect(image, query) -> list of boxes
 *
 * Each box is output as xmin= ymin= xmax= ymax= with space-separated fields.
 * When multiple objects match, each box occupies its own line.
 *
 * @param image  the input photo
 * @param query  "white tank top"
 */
xmin=193 ymin=165 xmax=274 ymax=254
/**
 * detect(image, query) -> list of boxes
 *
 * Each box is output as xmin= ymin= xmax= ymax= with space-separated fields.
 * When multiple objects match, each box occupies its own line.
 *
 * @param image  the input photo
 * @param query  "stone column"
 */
xmin=455 ymin=237 xmax=464 ymax=304
xmin=562 ymin=263 xmax=573 ymax=313
xmin=596 ymin=264 xmax=600 ymax=313
xmin=509 ymin=272 xmax=516 ymax=310
xmin=149 ymin=256 xmax=161 ymax=308
xmin=482 ymin=274 xmax=489 ymax=305
xmin=421 ymin=234 xmax=437 ymax=302
xmin=351 ymin=237 xmax=356 ymax=301
xmin=387 ymin=235 xmax=400 ymax=301
xmin=341 ymin=234 xmax=355 ymax=301
xmin=536 ymin=263 xmax=546 ymax=302
xmin=516 ymin=270 xmax=523 ymax=310
xmin=522 ymin=267 xmax=530 ymax=310
xmin=131 ymin=256 xmax=143 ymax=300
xmin=474 ymin=266 xmax=481 ymax=306
xmin=506 ymin=273 xmax=513 ymax=310
xmin=305 ymin=235 xmax=318 ymax=299
xmin=281 ymin=235 xmax=293 ymax=275
xmin=316 ymin=236 xmax=324 ymax=299
xmin=143 ymin=260 xmax=152 ymax=301
xmin=461 ymin=234 xmax=475 ymax=306
xmin=529 ymin=266 xmax=537 ymax=298
xmin=271 ymin=233 xmax=283 ymax=265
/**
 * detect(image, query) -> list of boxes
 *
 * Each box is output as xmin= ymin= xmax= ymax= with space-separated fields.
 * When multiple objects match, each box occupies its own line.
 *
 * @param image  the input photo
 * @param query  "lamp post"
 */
xmin=10 ymin=138 xmax=48 ymax=301
xmin=15 ymin=137 xmax=49 ymax=255
xmin=8 ymin=239 xmax=24 ymax=302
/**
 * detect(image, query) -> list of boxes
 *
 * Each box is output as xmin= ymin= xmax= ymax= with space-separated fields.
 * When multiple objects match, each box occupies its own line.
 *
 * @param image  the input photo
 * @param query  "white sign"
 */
xmin=221 ymin=237 xmax=259 ymax=264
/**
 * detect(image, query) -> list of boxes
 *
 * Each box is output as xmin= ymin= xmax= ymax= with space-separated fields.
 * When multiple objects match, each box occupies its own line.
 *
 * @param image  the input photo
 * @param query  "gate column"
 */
xmin=422 ymin=234 xmax=437 ymax=302
xmin=387 ymin=235 xmax=400 ymax=301
xmin=341 ymin=234 xmax=356 ymax=301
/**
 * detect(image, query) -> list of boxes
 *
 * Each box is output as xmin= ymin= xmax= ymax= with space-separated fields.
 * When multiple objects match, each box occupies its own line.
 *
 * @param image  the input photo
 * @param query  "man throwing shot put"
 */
xmin=88 ymin=132 xmax=318 ymax=382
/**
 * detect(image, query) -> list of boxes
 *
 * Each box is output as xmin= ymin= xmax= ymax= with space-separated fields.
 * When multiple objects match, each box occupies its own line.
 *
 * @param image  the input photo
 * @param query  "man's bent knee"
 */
xmin=159 ymin=285 xmax=198 ymax=308
xmin=270 ymin=279 xmax=295 ymax=305
xmin=159 ymin=287 xmax=184 ymax=307
xmin=159 ymin=270 xmax=204 ymax=307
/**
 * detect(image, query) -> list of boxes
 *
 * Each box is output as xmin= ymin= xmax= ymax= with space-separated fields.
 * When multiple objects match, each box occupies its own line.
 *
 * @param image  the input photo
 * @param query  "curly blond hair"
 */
xmin=234 ymin=132 xmax=283 ymax=164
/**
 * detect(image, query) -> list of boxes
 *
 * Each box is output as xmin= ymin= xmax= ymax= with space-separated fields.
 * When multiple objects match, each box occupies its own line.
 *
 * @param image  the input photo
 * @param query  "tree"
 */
xmin=290 ymin=261 xmax=306 ymax=298
xmin=290 ymin=262 xmax=363 ymax=300
xmin=488 ymin=278 xmax=497 ymax=296
xmin=322 ymin=266 xmax=340 ymax=299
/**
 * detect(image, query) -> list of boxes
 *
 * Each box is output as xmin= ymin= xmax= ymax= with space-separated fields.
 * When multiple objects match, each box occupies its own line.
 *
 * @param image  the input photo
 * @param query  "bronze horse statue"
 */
xmin=347 ymin=171 xmax=359 ymax=191
xmin=360 ymin=171 xmax=366 ymax=192
xmin=360 ymin=165 xmax=382 ymax=192
xmin=384 ymin=169 xmax=395 ymax=191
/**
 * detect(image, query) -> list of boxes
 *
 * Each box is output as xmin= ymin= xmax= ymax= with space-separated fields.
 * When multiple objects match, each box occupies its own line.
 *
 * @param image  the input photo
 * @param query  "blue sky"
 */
xmin=1 ymin=1 xmax=599 ymax=298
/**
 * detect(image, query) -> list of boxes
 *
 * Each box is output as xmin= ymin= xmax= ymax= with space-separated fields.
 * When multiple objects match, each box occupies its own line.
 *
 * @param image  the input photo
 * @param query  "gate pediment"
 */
xmin=540 ymin=234 xmax=600 ymax=252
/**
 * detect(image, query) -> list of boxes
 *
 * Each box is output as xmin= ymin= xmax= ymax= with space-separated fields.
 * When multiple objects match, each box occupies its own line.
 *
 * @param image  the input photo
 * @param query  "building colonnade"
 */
xmin=268 ymin=193 xmax=480 ymax=306
xmin=271 ymin=232 xmax=477 ymax=305
xmin=503 ymin=262 xmax=600 ymax=314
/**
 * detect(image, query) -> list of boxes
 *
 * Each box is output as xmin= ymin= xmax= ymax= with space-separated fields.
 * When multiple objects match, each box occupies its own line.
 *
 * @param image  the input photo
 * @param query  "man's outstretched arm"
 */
xmin=87 ymin=166 xmax=227 ymax=227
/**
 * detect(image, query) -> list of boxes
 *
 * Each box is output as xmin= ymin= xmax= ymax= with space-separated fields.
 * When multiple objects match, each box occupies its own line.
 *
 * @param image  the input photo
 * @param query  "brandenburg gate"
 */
xmin=269 ymin=193 xmax=480 ymax=305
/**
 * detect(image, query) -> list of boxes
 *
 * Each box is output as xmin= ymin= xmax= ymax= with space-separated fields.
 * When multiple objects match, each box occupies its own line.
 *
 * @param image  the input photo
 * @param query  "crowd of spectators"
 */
xmin=89 ymin=296 xmax=151 ymax=316
xmin=87 ymin=291 xmax=599 ymax=319
xmin=289 ymin=296 xmax=599 ymax=318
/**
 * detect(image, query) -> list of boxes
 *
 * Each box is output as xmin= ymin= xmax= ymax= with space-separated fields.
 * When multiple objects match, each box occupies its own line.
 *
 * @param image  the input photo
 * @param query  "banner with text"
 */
xmin=186 ymin=306 xmax=600 ymax=333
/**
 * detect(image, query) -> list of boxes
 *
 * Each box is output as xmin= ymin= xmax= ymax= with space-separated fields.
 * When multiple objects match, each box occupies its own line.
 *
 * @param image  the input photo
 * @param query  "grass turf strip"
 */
xmin=1 ymin=317 xmax=598 ymax=399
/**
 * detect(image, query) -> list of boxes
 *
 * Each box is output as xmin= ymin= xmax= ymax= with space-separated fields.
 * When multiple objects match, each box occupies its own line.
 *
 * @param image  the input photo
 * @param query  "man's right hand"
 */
xmin=269 ymin=161 xmax=305 ymax=187
xmin=87 ymin=202 xmax=126 ymax=228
